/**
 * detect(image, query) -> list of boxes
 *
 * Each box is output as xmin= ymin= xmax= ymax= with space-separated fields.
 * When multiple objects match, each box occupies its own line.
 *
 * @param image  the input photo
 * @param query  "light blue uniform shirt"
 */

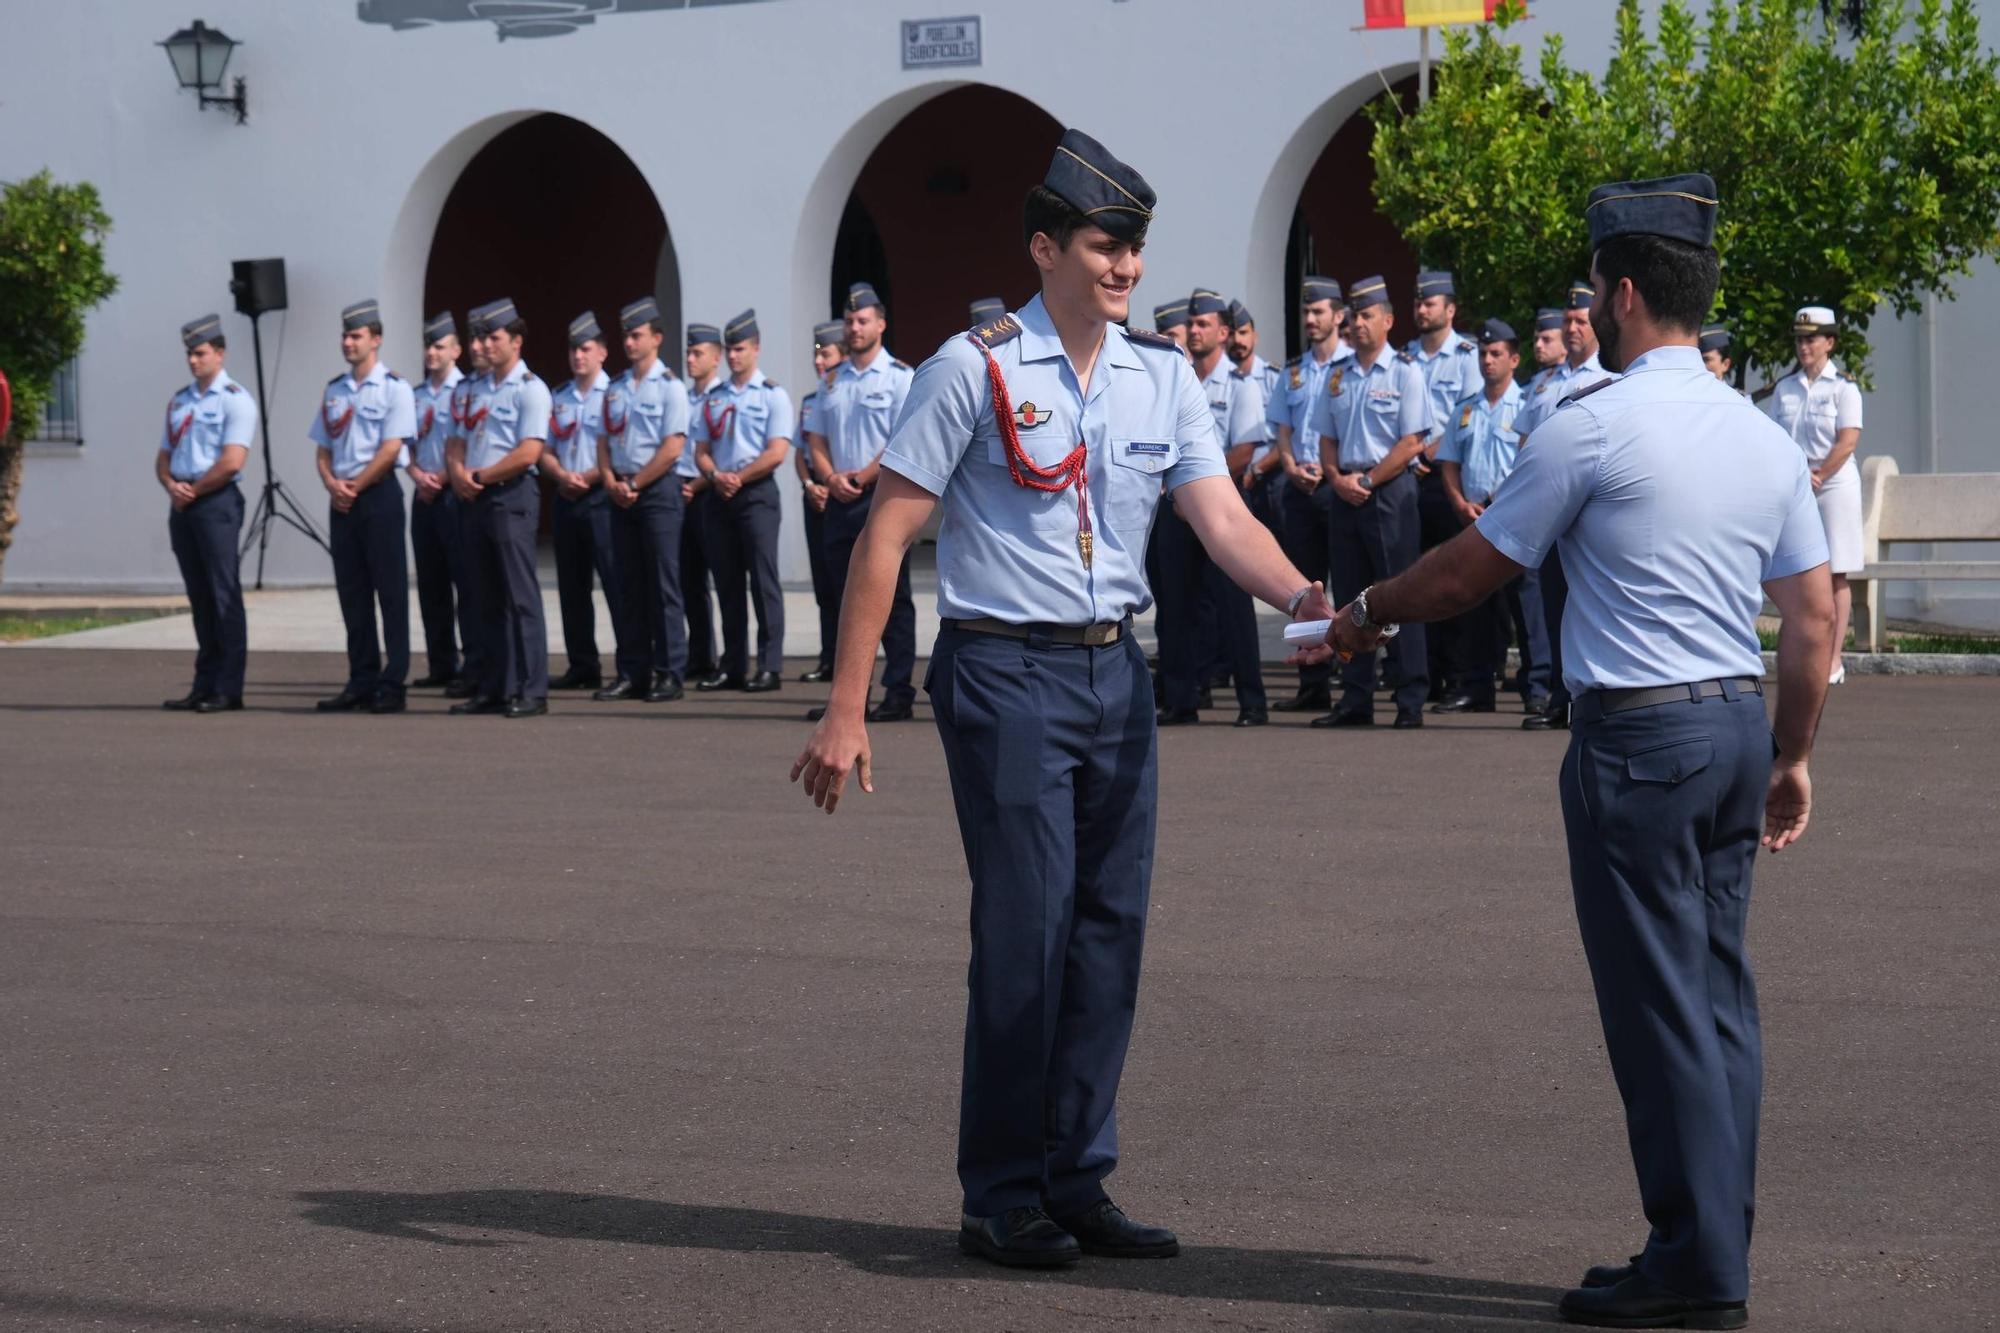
xmin=1475 ymin=345 xmax=1829 ymax=694
xmin=1199 ymin=354 xmax=1265 ymax=450
xmin=677 ymin=375 xmax=721 ymax=477
xmin=881 ymin=293 xmax=1226 ymax=626
xmin=1234 ymin=355 xmax=1282 ymax=468
xmin=692 ymin=370 xmax=794 ymax=472
xmin=803 ymin=349 xmax=914 ymax=473
xmin=604 ymin=360 xmax=690 ymax=478
xmin=466 ymin=360 xmax=552 ymax=472
xmin=1308 ymin=351 xmax=1433 ymax=470
xmin=1265 ymin=340 xmax=1352 ymax=460
xmin=1436 ymin=380 xmax=1525 ymax=504
xmin=160 ymin=368 xmax=258 ymax=481
xmin=410 ymin=367 xmax=462 ymax=474
xmin=1410 ymin=332 xmax=1479 ymax=443
xmin=550 ymin=370 xmax=609 ymax=475
xmin=308 ymin=361 xmax=417 ymax=480
xmin=1513 ymin=350 xmax=1610 ymax=441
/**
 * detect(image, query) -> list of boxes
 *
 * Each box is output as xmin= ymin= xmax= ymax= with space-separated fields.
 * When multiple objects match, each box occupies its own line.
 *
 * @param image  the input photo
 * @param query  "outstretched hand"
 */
xmin=1329 ymin=601 xmax=1386 ymax=662
xmin=1285 ymin=581 xmax=1339 ymax=666
xmin=790 ymin=711 xmax=874 ymax=814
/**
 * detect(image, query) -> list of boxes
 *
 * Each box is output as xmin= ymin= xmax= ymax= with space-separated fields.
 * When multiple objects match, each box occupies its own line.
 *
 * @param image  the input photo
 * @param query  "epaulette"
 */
xmin=1395 ymin=348 xmax=1416 ymax=363
xmin=1750 ymin=383 xmax=1778 ymax=404
xmin=1454 ymin=388 xmax=1484 ymax=407
xmin=972 ymin=315 xmax=1022 ymax=349
xmin=224 ymin=383 xmax=243 ymax=394
xmin=892 ymin=359 xmax=911 ymax=371
xmin=1558 ymin=378 xmax=1616 ymax=408
xmin=326 ymin=373 xmax=345 ymax=386
xmin=556 ymin=380 xmax=574 ymax=396
xmin=1124 ymin=327 xmax=1182 ymax=353
xmin=801 ymin=390 xmax=817 ymax=406
xmin=763 ymin=378 xmax=779 ymax=389
xmin=664 ymin=365 xmax=678 ymax=379
xmin=386 ymin=371 xmax=404 ymax=382
xmin=1455 ymin=336 xmax=1476 ymax=353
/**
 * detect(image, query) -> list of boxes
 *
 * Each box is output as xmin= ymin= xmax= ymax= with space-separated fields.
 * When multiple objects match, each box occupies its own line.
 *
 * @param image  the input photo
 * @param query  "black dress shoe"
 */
xmin=449 ymin=697 xmax=508 ymax=715
xmin=1556 ymin=1273 xmax=1746 ymax=1329
xmin=593 ymin=677 xmax=643 ymax=701
xmin=504 ymin=696 xmax=548 ymax=719
xmin=442 ymin=677 xmax=476 ymax=699
xmin=1052 ymin=1199 xmax=1180 ymax=1259
xmin=800 ymin=665 xmax=833 ymax=683
xmin=549 ymin=667 xmax=603 ymax=691
xmin=694 ymin=671 xmax=744 ymax=692
xmin=646 ymin=676 xmax=685 ymax=703
xmin=368 ymin=691 xmax=407 ymax=715
xmin=162 ymin=691 xmax=202 ymax=711
xmin=1430 ymin=693 xmax=1497 ymax=714
xmin=1523 ymin=707 xmax=1570 ymax=731
xmin=1234 ymin=708 xmax=1268 ymax=727
xmin=957 ymin=1207 xmax=1081 ymax=1269
xmin=411 ymin=673 xmax=454 ymax=689
xmin=1271 ymin=689 xmax=1331 ymax=714
xmin=805 ymin=705 xmax=827 ymax=722
xmin=1393 ymin=709 xmax=1425 ymax=729
xmin=867 ymin=697 xmax=914 ymax=723
xmin=1156 ymin=707 xmax=1201 ymax=727
xmin=316 ymin=691 xmax=369 ymax=713
xmin=743 ymin=671 xmax=782 ymax=693
xmin=192 ymin=694 xmax=242 ymax=713
xmin=1583 ymin=1256 xmax=1641 ymax=1289
xmin=1310 ymin=708 xmax=1373 ymax=728
xmin=1524 ymin=693 xmax=1553 ymax=715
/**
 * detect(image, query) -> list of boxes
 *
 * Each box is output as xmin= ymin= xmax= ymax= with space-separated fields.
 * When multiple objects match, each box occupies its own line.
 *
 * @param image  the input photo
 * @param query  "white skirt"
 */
xmin=1815 ymin=457 xmax=1863 ymax=574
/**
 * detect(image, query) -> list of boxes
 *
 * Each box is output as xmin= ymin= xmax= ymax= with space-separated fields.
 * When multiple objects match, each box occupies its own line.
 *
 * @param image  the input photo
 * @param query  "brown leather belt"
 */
xmin=1574 ymin=677 xmax=1763 ymax=723
xmin=943 ymin=617 xmax=1125 ymax=646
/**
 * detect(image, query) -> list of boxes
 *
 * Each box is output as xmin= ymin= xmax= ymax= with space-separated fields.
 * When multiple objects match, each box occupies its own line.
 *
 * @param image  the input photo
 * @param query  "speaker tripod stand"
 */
xmin=237 ymin=307 xmax=326 ymax=587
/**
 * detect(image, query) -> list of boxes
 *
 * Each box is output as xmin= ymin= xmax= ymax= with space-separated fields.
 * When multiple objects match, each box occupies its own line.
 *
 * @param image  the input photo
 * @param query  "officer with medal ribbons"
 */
xmin=1270 ymin=274 xmax=1350 ymax=715
xmin=692 ymin=309 xmax=791 ymax=693
xmin=803 ymin=282 xmax=916 ymax=721
xmin=158 ymin=313 xmax=256 ymax=713
xmin=795 ymin=319 xmax=849 ymax=684
xmin=1324 ymin=174 xmax=1834 ymax=1328
xmin=680 ymin=322 xmax=725 ymax=683
xmin=545 ymin=311 xmax=625 ymax=693
xmin=407 ymin=312 xmax=465 ymax=689
xmin=310 ymin=299 xmax=417 ymax=714
xmin=442 ymin=307 xmax=497 ymax=698
xmin=598 ymin=296 xmax=692 ymax=702
xmin=792 ymin=129 xmax=1335 ymax=1269
xmin=447 ymin=296 xmax=552 ymax=718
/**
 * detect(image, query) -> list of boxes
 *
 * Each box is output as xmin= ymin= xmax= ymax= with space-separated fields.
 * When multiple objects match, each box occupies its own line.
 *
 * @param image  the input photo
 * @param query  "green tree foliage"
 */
xmin=1368 ymin=0 xmax=2000 ymax=384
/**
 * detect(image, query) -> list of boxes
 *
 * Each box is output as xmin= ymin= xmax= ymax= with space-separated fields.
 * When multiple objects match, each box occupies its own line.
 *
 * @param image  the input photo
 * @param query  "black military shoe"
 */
xmin=368 ymin=690 xmax=407 ymax=715
xmin=503 ymin=696 xmax=548 ymax=719
xmin=550 ymin=666 xmax=602 ymax=691
xmin=162 ymin=691 xmax=202 ymax=711
xmin=442 ymin=677 xmax=477 ymax=699
xmin=449 ymin=696 xmax=507 ymax=715
xmin=1310 ymin=707 xmax=1373 ymax=728
xmin=646 ymin=676 xmax=685 ymax=703
xmin=743 ymin=671 xmax=782 ymax=693
xmin=1052 ymin=1199 xmax=1179 ymax=1259
xmin=1271 ymin=688 xmax=1331 ymax=714
xmin=1393 ymin=709 xmax=1425 ymax=729
xmin=411 ymin=673 xmax=454 ymax=689
xmin=867 ymin=696 xmax=914 ymax=723
xmin=1523 ymin=706 xmax=1570 ymax=731
xmin=1234 ymin=708 xmax=1269 ymax=728
xmin=957 ymin=1207 xmax=1081 ymax=1269
xmin=1582 ymin=1256 xmax=1641 ymax=1289
xmin=192 ymin=694 xmax=242 ymax=714
xmin=593 ymin=677 xmax=643 ymax=701
xmin=1556 ymin=1273 xmax=1746 ymax=1329
xmin=1430 ymin=693 xmax=1497 ymax=714
xmin=315 ymin=691 xmax=369 ymax=713
xmin=695 ymin=671 xmax=744 ymax=692
xmin=799 ymin=664 xmax=833 ymax=683
xmin=1156 ymin=707 xmax=1201 ymax=727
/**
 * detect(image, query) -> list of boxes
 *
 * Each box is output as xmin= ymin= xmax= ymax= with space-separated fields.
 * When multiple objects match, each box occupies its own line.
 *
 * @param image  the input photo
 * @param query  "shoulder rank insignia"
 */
xmin=973 ymin=315 xmax=1022 ymax=349
xmin=386 ymin=371 xmax=404 ymax=382
xmin=1395 ymin=348 xmax=1416 ymax=363
xmin=325 ymin=373 xmax=345 ymax=387
xmin=1123 ymin=327 xmax=1180 ymax=352
xmin=1456 ymin=337 xmax=1476 ymax=354
xmin=556 ymin=380 xmax=574 ymax=396
xmin=892 ymin=359 xmax=911 ymax=371
xmin=224 ymin=383 xmax=242 ymax=394
xmin=1750 ymin=382 xmax=1777 ymax=404
xmin=1559 ymin=378 xmax=1616 ymax=409
xmin=762 ymin=379 xmax=779 ymax=389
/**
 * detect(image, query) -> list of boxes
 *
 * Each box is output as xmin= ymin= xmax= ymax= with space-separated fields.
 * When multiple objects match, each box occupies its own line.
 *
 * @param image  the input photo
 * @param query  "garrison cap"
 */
xmin=812 ymin=320 xmax=846 ymax=348
xmin=1227 ymin=298 xmax=1253 ymax=330
xmin=1043 ymin=128 xmax=1155 ymax=243
xmin=568 ymin=311 xmax=604 ymax=347
xmin=1300 ymin=275 xmax=1343 ymax=307
xmin=1792 ymin=305 xmax=1838 ymax=337
xmin=1415 ymin=270 xmax=1456 ymax=299
xmin=481 ymin=297 xmax=520 ymax=332
xmin=181 ymin=313 xmax=224 ymax=350
xmin=464 ymin=301 xmax=498 ymax=338
xmin=968 ymin=297 xmax=1007 ymax=325
xmin=1152 ymin=299 xmax=1189 ymax=332
xmin=1534 ymin=307 xmax=1564 ymax=332
xmin=1585 ymin=172 xmax=1719 ymax=251
xmin=1698 ymin=324 xmax=1732 ymax=355
xmin=1478 ymin=317 xmax=1517 ymax=345
xmin=845 ymin=282 xmax=884 ymax=314
xmin=423 ymin=311 xmax=457 ymax=345
xmin=1346 ymin=275 xmax=1391 ymax=313
xmin=724 ymin=309 xmax=759 ymax=345
xmin=1188 ymin=288 xmax=1229 ymax=319
xmin=686 ymin=321 xmax=722 ymax=347
xmin=620 ymin=296 xmax=662 ymax=332
xmin=341 ymin=299 xmax=381 ymax=332
xmin=1566 ymin=280 xmax=1595 ymax=310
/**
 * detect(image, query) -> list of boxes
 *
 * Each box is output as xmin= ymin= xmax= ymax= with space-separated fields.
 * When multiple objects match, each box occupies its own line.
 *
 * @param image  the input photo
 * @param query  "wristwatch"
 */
xmin=1358 ymin=470 xmax=1376 ymax=492
xmin=1352 ymin=585 xmax=1382 ymax=630
xmin=470 ymin=469 xmax=483 ymax=486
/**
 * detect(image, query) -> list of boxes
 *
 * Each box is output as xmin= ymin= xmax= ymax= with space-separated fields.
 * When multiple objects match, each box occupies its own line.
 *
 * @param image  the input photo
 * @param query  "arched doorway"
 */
xmin=423 ymin=113 xmax=678 ymax=392
xmin=829 ymin=86 xmax=1062 ymax=357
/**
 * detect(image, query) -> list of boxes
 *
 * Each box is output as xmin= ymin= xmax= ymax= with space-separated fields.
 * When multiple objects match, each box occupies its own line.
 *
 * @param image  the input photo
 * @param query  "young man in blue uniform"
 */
xmin=795 ymin=320 xmax=848 ymax=684
xmin=1270 ymin=275 xmax=1350 ymax=715
xmin=1407 ymin=270 xmax=1479 ymax=703
xmin=1227 ymin=299 xmax=1285 ymax=541
xmin=311 ymin=299 xmax=418 ymax=714
xmin=441 ymin=311 xmax=496 ymax=699
xmin=545 ymin=311 xmax=623 ymax=693
xmin=680 ymin=322 xmax=725 ymax=683
xmin=407 ymin=312 xmax=464 ymax=689
xmin=1326 ymin=174 xmax=1835 ymax=1329
xmin=158 ymin=313 xmax=256 ymax=713
xmin=791 ymin=129 xmax=1334 ymax=1269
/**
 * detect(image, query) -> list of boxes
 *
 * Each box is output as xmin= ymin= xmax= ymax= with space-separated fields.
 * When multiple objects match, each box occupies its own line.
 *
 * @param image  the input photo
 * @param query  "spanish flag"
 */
xmin=1364 ymin=0 xmax=1507 ymax=26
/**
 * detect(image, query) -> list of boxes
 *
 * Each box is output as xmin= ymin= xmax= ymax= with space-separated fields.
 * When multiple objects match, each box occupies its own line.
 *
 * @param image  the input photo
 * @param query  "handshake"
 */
xmin=1283 ymin=593 xmax=1400 ymax=665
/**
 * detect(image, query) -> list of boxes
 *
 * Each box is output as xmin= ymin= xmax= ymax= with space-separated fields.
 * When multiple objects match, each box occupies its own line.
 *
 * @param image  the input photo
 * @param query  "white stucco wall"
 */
xmin=3 ymin=0 xmax=1994 ymax=625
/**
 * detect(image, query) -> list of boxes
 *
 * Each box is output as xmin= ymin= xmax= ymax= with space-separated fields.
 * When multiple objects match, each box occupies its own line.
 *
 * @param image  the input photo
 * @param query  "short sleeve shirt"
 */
xmin=605 ymin=360 xmax=691 ymax=477
xmin=1265 ymin=341 xmax=1351 ymax=457
xmin=692 ymin=370 xmax=794 ymax=473
xmin=1199 ymin=355 xmax=1265 ymax=449
xmin=1308 ymin=352 xmax=1433 ymax=469
xmin=1762 ymin=365 xmax=1863 ymax=465
xmin=1436 ymin=380 xmax=1525 ymax=504
xmin=161 ymin=369 xmax=259 ymax=481
xmin=307 ymin=362 xmax=417 ymax=479
xmin=410 ymin=367 xmax=463 ymax=474
xmin=467 ymin=361 xmax=552 ymax=472
xmin=1513 ymin=350 xmax=1610 ymax=441
xmin=550 ymin=370 xmax=610 ymax=475
xmin=807 ymin=350 xmax=914 ymax=473
xmin=1411 ymin=334 xmax=1479 ymax=443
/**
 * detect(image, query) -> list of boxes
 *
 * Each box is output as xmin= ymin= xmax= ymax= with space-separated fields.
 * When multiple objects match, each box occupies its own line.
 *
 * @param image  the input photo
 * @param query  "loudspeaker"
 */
xmin=230 ymin=258 xmax=288 ymax=317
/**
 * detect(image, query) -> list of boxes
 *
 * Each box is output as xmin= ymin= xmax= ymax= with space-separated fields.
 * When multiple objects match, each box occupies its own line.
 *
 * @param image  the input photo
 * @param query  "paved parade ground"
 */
xmin=2 ymin=649 xmax=1995 ymax=1332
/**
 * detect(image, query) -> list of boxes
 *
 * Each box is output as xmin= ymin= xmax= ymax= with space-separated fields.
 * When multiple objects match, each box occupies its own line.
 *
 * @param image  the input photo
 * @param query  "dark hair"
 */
xmin=634 ymin=319 xmax=663 ymax=338
xmin=1592 ymin=234 xmax=1719 ymax=333
xmin=359 ymin=321 xmax=384 ymax=338
xmin=197 ymin=335 xmax=226 ymax=352
xmin=500 ymin=318 xmax=528 ymax=339
xmin=1491 ymin=337 xmax=1520 ymax=355
xmin=1022 ymin=182 xmax=1147 ymax=250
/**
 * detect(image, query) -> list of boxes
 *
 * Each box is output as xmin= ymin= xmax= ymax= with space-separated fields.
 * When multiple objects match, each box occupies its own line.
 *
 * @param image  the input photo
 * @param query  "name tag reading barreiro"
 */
xmin=1126 ymin=440 xmax=1171 ymax=456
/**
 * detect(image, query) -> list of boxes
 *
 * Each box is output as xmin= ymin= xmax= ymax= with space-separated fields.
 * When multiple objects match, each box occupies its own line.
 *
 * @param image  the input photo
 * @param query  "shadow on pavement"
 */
xmin=296 ymin=1188 xmax=1561 ymax=1323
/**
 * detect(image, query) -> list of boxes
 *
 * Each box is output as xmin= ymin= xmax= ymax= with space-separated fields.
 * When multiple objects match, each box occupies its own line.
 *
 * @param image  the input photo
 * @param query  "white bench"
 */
xmin=1850 ymin=456 xmax=2000 ymax=650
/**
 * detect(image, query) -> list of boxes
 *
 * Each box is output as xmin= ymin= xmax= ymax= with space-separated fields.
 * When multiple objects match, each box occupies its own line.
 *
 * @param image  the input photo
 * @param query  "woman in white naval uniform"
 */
xmin=1761 ymin=305 xmax=1863 ymax=683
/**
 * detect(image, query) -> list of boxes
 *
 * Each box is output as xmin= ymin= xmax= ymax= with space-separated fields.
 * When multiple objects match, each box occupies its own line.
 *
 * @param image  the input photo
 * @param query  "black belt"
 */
xmin=1573 ymin=677 xmax=1763 ymax=724
xmin=476 ymin=473 xmax=529 ymax=496
xmin=943 ymin=617 xmax=1128 ymax=646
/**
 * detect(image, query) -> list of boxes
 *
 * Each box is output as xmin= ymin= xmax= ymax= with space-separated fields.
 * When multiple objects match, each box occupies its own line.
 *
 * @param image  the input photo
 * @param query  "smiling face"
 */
xmin=423 ymin=336 xmax=459 ymax=376
xmin=1031 ymin=222 xmax=1143 ymax=326
xmin=813 ymin=343 xmax=845 ymax=377
xmin=1795 ymin=332 xmax=1834 ymax=377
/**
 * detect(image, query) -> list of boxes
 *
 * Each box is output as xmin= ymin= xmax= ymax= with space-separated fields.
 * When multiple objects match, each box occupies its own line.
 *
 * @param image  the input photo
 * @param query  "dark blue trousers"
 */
xmin=1561 ymin=685 xmax=1770 ymax=1303
xmin=823 ymin=488 xmax=916 ymax=704
xmin=701 ymin=477 xmax=785 ymax=678
xmin=167 ymin=483 xmax=246 ymax=698
xmin=611 ymin=480 xmax=686 ymax=687
xmin=1507 ymin=566 xmax=1553 ymax=703
xmin=446 ymin=492 xmax=485 ymax=687
xmin=1417 ymin=469 xmax=1464 ymax=693
xmin=1327 ymin=470 xmax=1428 ymax=716
xmin=1281 ymin=478 xmax=1333 ymax=697
xmin=410 ymin=491 xmax=459 ymax=680
xmin=1247 ymin=469 xmax=1286 ymax=543
xmin=552 ymin=488 xmax=626 ymax=680
xmin=328 ymin=480 xmax=409 ymax=695
xmin=681 ymin=478 xmax=717 ymax=676
xmin=927 ymin=624 xmax=1157 ymax=1217
xmin=1542 ymin=547 xmax=1571 ymax=713
xmin=470 ymin=477 xmax=548 ymax=703
xmin=802 ymin=493 xmax=836 ymax=673
xmin=1154 ymin=508 xmax=1265 ymax=712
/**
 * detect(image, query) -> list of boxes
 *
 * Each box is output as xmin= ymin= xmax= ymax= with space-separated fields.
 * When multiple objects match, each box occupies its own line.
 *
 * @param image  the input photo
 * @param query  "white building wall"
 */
xmin=3 ymin=0 xmax=1994 ymax=625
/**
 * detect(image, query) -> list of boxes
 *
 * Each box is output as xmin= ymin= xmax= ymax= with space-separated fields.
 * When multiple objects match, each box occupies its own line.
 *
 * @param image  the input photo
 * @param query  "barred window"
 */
xmin=39 ymin=358 xmax=82 ymax=444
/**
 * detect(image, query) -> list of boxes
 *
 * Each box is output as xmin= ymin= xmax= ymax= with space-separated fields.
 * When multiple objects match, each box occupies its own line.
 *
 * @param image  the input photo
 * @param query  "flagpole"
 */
xmin=1419 ymin=24 xmax=1431 ymax=103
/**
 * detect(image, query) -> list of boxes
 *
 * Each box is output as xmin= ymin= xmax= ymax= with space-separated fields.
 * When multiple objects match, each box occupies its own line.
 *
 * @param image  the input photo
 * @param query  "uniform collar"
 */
xmin=1620 ymin=345 xmax=1702 ymax=374
xmin=428 ymin=365 xmax=464 ymax=392
xmin=725 ymin=368 xmax=768 ymax=394
xmin=190 ymin=368 xmax=235 ymax=398
xmin=838 ymin=351 xmax=889 ymax=381
xmin=1231 ymin=354 xmax=1268 ymax=380
xmin=568 ymin=368 xmax=609 ymax=396
xmin=344 ymin=360 xmax=390 ymax=392
xmin=495 ymin=360 xmax=531 ymax=387
xmin=1196 ymin=354 xmax=1234 ymax=388
xmin=1563 ymin=349 xmax=1603 ymax=377
xmin=1014 ymin=294 xmax=1144 ymax=373
xmin=1480 ymin=378 xmax=1524 ymax=410
xmin=1311 ymin=338 xmax=1352 ymax=367
xmin=627 ymin=359 xmax=668 ymax=385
